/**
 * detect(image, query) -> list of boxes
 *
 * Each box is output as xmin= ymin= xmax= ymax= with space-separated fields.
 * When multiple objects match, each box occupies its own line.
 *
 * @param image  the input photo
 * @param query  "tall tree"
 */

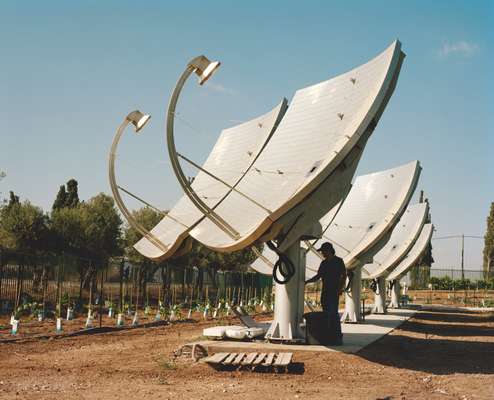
xmin=52 ymin=185 xmax=67 ymax=211
xmin=8 ymin=191 xmax=20 ymax=207
xmin=483 ymin=202 xmax=494 ymax=278
xmin=52 ymin=179 xmax=79 ymax=211
xmin=66 ymin=179 xmax=80 ymax=208
xmin=81 ymin=193 xmax=123 ymax=264
xmin=0 ymin=196 xmax=49 ymax=253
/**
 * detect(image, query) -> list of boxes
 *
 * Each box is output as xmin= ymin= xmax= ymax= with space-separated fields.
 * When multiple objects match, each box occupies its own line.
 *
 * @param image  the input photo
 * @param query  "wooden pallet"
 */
xmin=203 ymin=351 xmax=293 ymax=372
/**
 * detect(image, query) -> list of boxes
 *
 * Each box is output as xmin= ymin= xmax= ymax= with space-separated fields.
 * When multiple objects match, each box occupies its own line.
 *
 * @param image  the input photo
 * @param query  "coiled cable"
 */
xmin=266 ymin=241 xmax=295 ymax=285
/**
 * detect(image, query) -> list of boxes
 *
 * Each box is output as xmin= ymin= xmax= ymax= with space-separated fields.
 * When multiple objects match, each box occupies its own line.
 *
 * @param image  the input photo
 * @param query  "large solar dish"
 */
xmin=136 ymin=41 xmax=405 ymax=259
xmin=386 ymin=223 xmax=433 ymax=281
xmin=362 ymin=202 xmax=428 ymax=279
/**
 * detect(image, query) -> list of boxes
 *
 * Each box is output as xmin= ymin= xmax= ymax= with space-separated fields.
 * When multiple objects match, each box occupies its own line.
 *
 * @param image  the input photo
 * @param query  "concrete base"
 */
xmin=341 ymin=267 xmax=362 ymax=323
xmin=194 ymin=309 xmax=416 ymax=354
xmin=373 ymin=277 xmax=387 ymax=314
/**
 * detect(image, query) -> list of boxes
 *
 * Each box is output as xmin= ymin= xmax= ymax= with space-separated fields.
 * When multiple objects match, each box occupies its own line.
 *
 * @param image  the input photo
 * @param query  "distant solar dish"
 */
xmin=362 ymin=202 xmax=429 ymax=279
xmin=386 ymin=223 xmax=433 ymax=282
xmin=362 ymin=202 xmax=429 ymax=314
xmin=307 ymin=161 xmax=421 ymax=272
xmin=250 ymin=161 xmax=421 ymax=278
xmin=387 ymin=223 xmax=433 ymax=308
xmin=135 ymin=41 xmax=405 ymax=260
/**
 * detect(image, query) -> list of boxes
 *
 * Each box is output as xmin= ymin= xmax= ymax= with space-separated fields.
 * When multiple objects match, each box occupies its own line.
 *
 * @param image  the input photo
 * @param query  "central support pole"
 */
xmin=341 ymin=266 xmax=362 ymax=323
xmin=389 ymin=280 xmax=401 ymax=308
xmin=373 ymin=276 xmax=387 ymax=314
xmin=266 ymin=241 xmax=306 ymax=342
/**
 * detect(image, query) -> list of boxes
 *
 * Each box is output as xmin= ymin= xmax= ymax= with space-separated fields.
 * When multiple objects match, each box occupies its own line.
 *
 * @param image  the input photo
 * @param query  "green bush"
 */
xmin=428 ymin=276 xmax=494 ymax=290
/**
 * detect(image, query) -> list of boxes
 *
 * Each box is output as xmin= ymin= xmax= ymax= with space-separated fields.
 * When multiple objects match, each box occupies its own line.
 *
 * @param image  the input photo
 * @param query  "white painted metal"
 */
xmin=373 ymin=276 xmax=387 ymax=314
xmin=386 ymin=223 xmax=434 ymax=281
xmin=189 ymin=41 xmax=404 ymax=252
xmin=341 ymin=266 xmax=362 ymax=323
xmin=389 ymin=281 xmax=401 ymax=308
xmin=363 ymin=203 xmax=429 ymax=279
xmin=265 ymin=242 xmax=306 ymax=341
xmin=134 ymin=100 xmax=288 ymax=259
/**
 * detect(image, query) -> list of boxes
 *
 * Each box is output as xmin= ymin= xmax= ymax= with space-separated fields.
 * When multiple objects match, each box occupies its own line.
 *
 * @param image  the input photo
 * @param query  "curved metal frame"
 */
xmin=109 ymin=111 xmax=169 ymax=253
xmin=166 ymin=55 xmax=240 ymax=240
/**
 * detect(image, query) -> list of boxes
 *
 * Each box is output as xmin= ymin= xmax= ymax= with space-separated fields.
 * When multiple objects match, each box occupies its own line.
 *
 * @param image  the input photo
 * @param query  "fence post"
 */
xmin=119 ymin=259 xmax=124 ymax=314
xmin=0 ymin=250 xmax=3 ymax=311
xmin=99 ymin=268 xmax=104 ymax=328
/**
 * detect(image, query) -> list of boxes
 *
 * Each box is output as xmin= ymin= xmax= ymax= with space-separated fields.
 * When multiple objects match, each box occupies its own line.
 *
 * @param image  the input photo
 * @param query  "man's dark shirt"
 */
xmin=313 ymin=256 xmax=346 ymax=300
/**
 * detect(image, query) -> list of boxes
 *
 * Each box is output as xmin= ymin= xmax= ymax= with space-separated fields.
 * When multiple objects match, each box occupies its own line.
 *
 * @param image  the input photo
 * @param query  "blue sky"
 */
xmin=1 ymin=1 xmax=493 ymax=269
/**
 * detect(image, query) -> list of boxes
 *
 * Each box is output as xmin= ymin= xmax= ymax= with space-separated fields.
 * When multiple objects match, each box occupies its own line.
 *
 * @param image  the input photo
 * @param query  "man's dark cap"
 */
xmin=317 ymin=242 xmax=335 ymax=253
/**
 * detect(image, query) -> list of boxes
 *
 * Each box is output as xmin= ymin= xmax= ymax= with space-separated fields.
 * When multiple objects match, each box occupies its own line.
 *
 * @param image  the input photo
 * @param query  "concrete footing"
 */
xmin=194 ymin=309 xmax=416 ymax=354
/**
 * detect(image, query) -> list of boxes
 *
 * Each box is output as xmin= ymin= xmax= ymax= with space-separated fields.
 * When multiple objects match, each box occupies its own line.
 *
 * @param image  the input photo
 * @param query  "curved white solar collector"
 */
xmin=363 ymin=202 xmax=429 ymax=279
xmin=251 ymin=161 xmax=421 ymax=277
xmin=189 ymin=41 xmax=404 ymax=252
xmin=136 ymin=41 xmax=405 ymax=260
xmin=134 ymin=100 xmax=288 ymax=260
xmin=386 ymin=223 xmax=433 ymax=281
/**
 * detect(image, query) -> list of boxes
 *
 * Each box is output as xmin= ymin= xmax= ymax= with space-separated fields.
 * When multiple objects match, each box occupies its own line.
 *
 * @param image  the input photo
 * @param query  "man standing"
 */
xmin=305 ymin=242 xmax=346 ymax=344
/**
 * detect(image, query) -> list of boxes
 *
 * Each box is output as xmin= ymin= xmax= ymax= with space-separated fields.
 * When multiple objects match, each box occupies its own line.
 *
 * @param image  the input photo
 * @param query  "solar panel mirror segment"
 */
xmin=386 ymin=223 xmax=434 ymax=282
xmin=134 ymin=100 xmax=288 ymax=260
xmin=362 ymin=202 xmax=429 ymax=280
xmin=135 ymin=41 xmax=405 ymax=260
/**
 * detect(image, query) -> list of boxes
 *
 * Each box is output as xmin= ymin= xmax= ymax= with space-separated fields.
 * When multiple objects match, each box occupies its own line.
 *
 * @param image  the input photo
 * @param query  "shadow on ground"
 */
xmin=357 ymin=311 xmax=494 ymax=375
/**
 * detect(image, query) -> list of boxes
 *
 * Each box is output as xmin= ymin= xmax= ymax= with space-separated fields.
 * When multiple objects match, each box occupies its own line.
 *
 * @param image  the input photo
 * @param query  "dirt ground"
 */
xmin=0 ymin=310 xmax=493 ymax=400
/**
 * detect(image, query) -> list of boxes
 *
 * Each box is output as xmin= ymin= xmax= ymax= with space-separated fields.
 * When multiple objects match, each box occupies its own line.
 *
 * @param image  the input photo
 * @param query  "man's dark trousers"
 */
xmin=322 ymin=292 xmax=342 ymax=341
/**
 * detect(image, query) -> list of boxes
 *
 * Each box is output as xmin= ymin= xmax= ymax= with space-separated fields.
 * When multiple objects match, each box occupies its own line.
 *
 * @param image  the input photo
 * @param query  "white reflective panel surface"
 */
xmin=190 ymin=41 xmax=404 ymax=251
xmin=386 ymin=223 xmax=433 ymax=281
xmin=363 ymin=203 xmax=428 ymax=279
xmin=306 ymin=161 xmax=420 ymax=271
xmin=134 ymin=100 xmax=288 ymax=259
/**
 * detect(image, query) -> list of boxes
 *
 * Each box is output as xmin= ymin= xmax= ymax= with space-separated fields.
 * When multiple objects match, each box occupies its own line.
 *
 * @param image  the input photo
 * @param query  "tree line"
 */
xmin=0 ymin=179 xmax=260 ymax=300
